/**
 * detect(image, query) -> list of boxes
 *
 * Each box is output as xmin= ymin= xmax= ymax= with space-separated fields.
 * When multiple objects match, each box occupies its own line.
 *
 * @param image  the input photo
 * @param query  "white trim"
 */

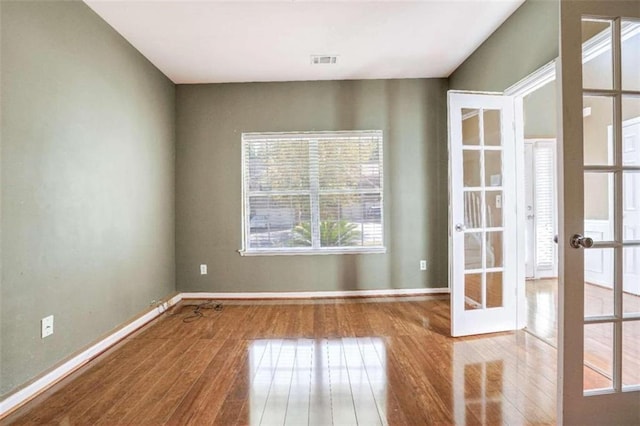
xmin=0 ymin=293 xmax=183 ymax=418
xmin=182 ymin=288 xmax=449 ymax=300
xmin=0 ymin=287 xmax=447 ymax=418
xmin=505 ymin=60 xmax=557 ymax=97
xmin=242 ymin=130 xmax=382 ymax=142
xmin=239 ymin=247 xmax=387 ymax=256
xmin=515 ymin=97 xmax=527 ymax=329
xmin=447 ymin=90 xmax=503 ymax=96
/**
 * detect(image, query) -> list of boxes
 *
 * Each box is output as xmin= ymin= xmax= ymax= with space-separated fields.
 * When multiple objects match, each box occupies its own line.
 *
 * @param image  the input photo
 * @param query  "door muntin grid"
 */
xmin=462 ymin=109 xmax=505 ymax=311
xmin=581 ymin=16 xmax=640 ymax=394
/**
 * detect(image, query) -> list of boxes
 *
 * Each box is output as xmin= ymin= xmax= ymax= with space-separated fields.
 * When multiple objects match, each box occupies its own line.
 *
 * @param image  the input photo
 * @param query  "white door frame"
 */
xmin=505 ymin=72 xmax=552 ymax=330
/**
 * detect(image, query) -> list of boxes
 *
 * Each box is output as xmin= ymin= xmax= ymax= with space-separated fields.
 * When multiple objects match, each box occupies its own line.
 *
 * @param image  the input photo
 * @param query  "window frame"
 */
xmin=240 ymin=130 xmax=385 ymax=256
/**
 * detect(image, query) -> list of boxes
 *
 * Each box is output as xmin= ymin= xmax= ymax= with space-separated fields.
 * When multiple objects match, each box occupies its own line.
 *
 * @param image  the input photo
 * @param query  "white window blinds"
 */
xmin=241 ymin=131 xmax=384 ymax=255
xmin=534 ymin=142 xmax=556 ymax=271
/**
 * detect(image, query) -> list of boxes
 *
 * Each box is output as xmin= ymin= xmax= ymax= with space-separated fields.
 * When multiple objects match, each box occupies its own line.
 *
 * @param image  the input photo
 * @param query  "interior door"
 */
xmin=558 ymin=2 xmax=640 ymax=424
xmin=449 ymin=92 xmax=518 ymax=337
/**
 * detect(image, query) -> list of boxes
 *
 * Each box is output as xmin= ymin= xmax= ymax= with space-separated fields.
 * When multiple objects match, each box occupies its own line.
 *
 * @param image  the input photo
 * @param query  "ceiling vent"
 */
xmin=311 ymin=55 xmax=338 ymax=65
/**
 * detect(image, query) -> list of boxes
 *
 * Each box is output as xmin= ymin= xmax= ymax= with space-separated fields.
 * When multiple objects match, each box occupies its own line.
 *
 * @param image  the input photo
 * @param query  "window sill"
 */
xmin=238 ymin=247 xmax=387 ymax=256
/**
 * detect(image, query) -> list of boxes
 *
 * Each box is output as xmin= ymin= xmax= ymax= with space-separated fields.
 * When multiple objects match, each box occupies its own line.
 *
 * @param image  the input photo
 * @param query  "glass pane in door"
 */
xmin=484 ymin=151 xmax=502 ymax=187
xmin=622 ymin=321 xmax=640 ymax=387
xmin=462 ymin=109 xmax=480 ymax=146
xmin=583 ymin=95 xmax=614 ymax=166
xmin=464 ymin=150 xmax=481 ymax=187
xmin=485 ymin=231 xmax=503 ymax=268
xmin=485 ymin=191 xmax=503 ymax=228
xmin=465 ymin=273 xmax=483 ymax=310
xmin=582 ymin=19 xmax=613 ymax=90
xmin=623 ymin=172 xmax=640 ymax=242
xmin=623 ymin=246 xmax=640 ymax=314
xmin=483 ymin=110 xmax=502 ymax=146
xmin=486 ymin=272 xmax=503 ymax=308
xmin=622 ymin=96 xmax=640 ymax=164
xmin=584 ymin=172 xmax=614 ymax=242
xmin=584 ymin=248 xmax=614 ymax=317
xmin=464 ymin=191 xmax=483 ymax=229
xmin=584 ymin=322 xmax=613 ymax=391
xmin=621 ymin=19 xmax=640 ymax=91
xmin=465 ymin=233 xmax=483 ymax=269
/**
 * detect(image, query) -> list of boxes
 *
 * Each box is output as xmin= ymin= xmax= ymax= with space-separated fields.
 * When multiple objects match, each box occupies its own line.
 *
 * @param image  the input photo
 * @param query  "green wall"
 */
xmin=176 ymin=79 xmax=449 ymax=293
xmin=524 ymin=81 xmax=557 ymax=138
xmin=449 ymin=0 xmax=559 ymax=92
xmin=0 ymin=1 xmax=176 ymax=396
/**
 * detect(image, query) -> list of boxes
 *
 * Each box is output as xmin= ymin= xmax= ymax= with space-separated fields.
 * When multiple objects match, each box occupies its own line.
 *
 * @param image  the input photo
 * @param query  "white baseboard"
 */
xmin=0 ymin=293 xmax=183 ymax=418
xmin=0 ymin=287 xmax=448 ymax=418
xmin=182 ymin=287 xmax=450 ymax=300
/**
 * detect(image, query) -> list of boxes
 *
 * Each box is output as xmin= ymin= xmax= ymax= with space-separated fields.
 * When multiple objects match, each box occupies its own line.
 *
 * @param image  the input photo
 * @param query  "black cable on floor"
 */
xmin=181 ymin=300 xmax=223 ymax=323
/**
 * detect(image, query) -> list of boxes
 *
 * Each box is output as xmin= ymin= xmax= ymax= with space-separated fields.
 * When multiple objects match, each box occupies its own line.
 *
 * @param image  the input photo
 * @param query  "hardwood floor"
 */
xmin=526 ymin=279 xmax=640 ymax=391
xmin=3 ymin=296 xmax=557 ymax=425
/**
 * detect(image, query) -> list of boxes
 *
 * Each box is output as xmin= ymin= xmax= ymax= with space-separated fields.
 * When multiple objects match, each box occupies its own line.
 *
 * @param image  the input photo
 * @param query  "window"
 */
xmin=241 ymin=131 xmax=384 ymax=255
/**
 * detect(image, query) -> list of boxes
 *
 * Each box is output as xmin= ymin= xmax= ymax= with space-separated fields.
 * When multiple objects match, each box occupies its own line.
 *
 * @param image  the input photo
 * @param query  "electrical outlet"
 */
xmin=41 ymin=315 xmax=54 ymax=338
xmin=420 ymin=260 xmax=427 ymax=271
xmin=200 ymin=264 xmax=207 ymax=275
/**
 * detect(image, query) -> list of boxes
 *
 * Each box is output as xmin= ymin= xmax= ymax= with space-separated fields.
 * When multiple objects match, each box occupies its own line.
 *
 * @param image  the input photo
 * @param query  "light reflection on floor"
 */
xmin=247 ymin=333 xmax=557 ymax=425
xmin=249 ymin=338 xmax=386 ymax=426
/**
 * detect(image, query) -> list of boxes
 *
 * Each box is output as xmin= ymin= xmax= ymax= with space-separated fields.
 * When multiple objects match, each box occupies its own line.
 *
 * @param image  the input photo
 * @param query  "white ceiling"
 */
xmin=84 ymin=0 xmax=525 ymax=84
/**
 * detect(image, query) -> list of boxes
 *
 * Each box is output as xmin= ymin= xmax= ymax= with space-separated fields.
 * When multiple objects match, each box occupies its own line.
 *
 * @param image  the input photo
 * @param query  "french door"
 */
xmin=449 ymin=92 xmax=518 ymax=337
xmin=558 ymin=1 xmax=640 ymax=424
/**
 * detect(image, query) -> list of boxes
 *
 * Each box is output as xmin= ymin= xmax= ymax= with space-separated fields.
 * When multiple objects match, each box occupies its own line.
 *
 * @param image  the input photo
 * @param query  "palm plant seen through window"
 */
xmin=292 ymin=220 xmax=361 ymax=247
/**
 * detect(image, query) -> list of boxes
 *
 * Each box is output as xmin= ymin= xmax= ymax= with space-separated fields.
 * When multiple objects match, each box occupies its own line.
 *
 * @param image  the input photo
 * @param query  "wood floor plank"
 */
xmin=165 ymin=338 xmax=248 ymax=425
xmin=327 ymin=338 xmax=358 ymax=426
xmin=95 ymin=337 xmax=198 ymax=424
xmin=307 ymin=339 xmax=333 ymax=426
xmin=11 ymin=336 xmax=155 ymax=424
xmin=389 ymin=336 xmax=454 ymax=424
xmin=260 ymin=339 xmax=298 ymax=425
xmin=67 ymin=338 xmax=175 ymax=425
xmin=356 ymin=336 xmax=401 ymax=426
xmin=341 ymin=337 xmax=383 ymax=426
xmin=139 ymin=338 xmax=228 ymax=425
xmin=120 ymin=337 xmax=223 ymax=424
xmin=297 ymin=304 xmax=315 ymax=338
xmin=22 ymin=337 xmax=171 ymax=425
